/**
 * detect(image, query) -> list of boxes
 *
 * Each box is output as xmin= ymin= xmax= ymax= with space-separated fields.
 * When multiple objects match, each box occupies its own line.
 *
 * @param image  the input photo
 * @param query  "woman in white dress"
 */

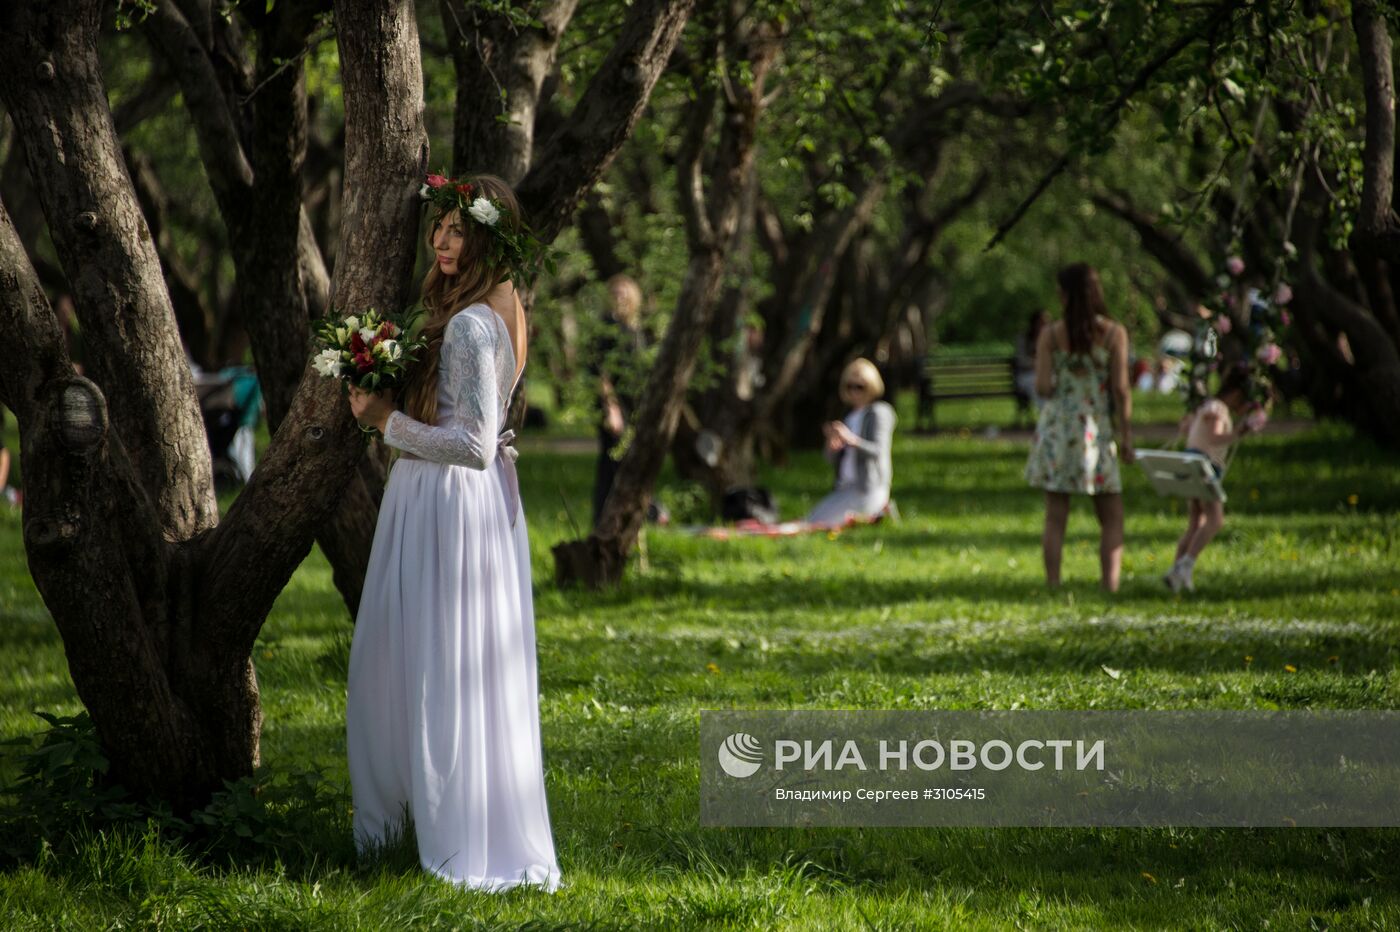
xmin=345 ymin=173 xmax=561 ymax=892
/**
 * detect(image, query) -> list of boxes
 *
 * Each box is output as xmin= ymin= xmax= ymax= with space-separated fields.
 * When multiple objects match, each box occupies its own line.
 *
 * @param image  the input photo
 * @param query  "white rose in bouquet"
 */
xmin=313 ymin=348 xmax=342 ymax=378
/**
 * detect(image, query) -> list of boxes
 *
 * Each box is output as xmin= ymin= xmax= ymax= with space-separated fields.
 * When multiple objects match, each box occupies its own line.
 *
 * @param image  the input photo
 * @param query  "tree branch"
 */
xmin=517 ymin=0 xmax=697 ymax=243
xmin=1092 ymin=187 xmax=1214 ymax=298
xmin=200 ymin=0 xmax=429 ymax=652
xmin=987 ymin=0 xmax=1239 ymax=249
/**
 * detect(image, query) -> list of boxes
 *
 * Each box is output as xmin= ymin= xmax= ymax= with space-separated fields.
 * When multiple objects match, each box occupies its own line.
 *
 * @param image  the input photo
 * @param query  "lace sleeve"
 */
xmin=381 ymin=312 xmax=499 ymax=469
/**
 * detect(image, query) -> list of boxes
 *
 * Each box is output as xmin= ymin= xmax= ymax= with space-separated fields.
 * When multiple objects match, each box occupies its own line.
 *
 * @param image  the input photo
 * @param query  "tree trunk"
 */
xmin=516 ymin=0 xmax=697 ymax=243
xmin=0 ymin=0 xmax=427 ymax=807
xmin=553 ymin=8 xmax=782 ymax=587
xmin=0 ymin=0 xmax=235 ymax=806
xmin=442 ymin=0 xmax=579 ymax=184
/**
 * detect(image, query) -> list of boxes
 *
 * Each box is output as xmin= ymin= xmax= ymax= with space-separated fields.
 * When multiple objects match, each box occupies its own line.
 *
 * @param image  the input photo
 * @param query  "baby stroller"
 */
xmin=194 ymin=365 xmax=263 ymax=491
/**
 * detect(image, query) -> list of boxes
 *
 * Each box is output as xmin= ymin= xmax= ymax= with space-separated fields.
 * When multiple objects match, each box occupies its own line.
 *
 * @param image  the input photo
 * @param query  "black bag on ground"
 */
xmin=721 ymin=487 xmax=778 ymax=525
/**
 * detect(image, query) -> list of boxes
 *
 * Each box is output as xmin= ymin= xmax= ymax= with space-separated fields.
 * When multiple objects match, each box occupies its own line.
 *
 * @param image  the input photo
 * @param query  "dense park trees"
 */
xmin=3 ymin=0 xmax=1400 ymax=805
xmin=0 ymin=0 xmax=691 ymax=803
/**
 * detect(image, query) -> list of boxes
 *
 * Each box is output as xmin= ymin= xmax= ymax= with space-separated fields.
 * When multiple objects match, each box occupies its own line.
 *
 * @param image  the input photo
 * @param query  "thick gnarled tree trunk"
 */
xmin=0 ymin=0 xmax=425 ymax=808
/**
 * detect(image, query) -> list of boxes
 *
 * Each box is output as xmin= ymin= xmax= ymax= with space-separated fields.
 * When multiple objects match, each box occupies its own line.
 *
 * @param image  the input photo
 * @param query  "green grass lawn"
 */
xmin=2 ymin=413 xmax=1398 ymax=929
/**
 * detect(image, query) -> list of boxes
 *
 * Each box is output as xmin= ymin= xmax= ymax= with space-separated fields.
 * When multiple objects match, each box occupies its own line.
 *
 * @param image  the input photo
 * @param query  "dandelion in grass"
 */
xmin=1347 ymin=494 xmax=1359 ymax=507
xmin=706 ymin=662 xmax=720 ymax=675
xmin=1284 ymin=664 xmax=1298 ymax=673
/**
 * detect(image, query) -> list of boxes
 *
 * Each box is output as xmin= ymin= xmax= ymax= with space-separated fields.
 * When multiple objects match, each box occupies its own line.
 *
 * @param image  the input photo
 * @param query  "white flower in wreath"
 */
xmin=468 ymin=196 xmax=500 ymax=227
xmin=419 ymin=183 xmax=431 ymax=199
xmin=313 ymin=348 xmax=342 ymax=378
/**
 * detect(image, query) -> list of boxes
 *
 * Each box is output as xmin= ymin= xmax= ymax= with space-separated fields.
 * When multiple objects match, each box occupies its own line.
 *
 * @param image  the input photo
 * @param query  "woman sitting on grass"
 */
xmin=1164 ymin=365 xmax=1267 ymax=593
xmin=806 ymin=358 xmax=896 ymax=527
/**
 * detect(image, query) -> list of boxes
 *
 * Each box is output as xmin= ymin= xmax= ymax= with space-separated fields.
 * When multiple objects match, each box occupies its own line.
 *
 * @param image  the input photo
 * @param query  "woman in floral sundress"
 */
xmin=1025 ymin=263 xmax=1135 ymax=592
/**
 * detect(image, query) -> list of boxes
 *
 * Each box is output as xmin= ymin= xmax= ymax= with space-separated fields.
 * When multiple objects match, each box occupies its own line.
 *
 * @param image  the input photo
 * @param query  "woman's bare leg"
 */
xmin=1092 ymin=492 xmax=1125 ymax=592
xmin=1042 ymin=492 xmax=1071 ymax=587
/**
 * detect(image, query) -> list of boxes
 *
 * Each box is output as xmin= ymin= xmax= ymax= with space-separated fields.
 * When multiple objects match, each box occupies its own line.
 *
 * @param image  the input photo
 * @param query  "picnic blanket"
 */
xmin=685 ymin=510 xmax=891 ymax=540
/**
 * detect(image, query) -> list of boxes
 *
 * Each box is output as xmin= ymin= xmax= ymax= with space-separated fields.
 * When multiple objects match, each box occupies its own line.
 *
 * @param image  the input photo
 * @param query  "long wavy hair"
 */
xmin=1056 ymin=263 xmax=1107 ymax=355
xmin=401 ymin=174 xmax=522 ymax=426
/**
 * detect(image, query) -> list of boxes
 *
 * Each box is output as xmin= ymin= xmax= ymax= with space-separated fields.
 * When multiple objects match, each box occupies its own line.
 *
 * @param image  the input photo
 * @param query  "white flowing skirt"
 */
xmin=346 ymin=456 xmax=561 ymax=892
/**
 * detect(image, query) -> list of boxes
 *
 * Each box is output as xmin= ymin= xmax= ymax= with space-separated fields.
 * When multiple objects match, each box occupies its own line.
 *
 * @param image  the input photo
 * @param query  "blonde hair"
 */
xmin=607 ymin=273 xmax=643 ymax=325
xmin=841 ymin=358 xmax=884 ymax=399
xmin=402 ymin=174 xmax=521 ymax=426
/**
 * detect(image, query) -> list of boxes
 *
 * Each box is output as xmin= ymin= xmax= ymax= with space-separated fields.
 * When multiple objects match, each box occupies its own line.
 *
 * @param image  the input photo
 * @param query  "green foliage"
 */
xmin=113 ymin=0 xmax=156 ymax=31
xmin=0 ymin=711 xmax=350 ymax=871
xmin=0 ymin=712 xmax=141 ymax=861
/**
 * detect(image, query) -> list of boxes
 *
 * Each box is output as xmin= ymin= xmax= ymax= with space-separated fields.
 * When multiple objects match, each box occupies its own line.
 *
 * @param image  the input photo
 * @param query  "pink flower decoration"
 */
xmin=1279 ymin=310 xmax=1292 ymax=327
xmin=1216 ymin=316 xmax=1232 ymax=334
xmin=1245 ymin=409 xmax=1269 ymax=433
xmin=426 ymin=174 xmax=449 ymax=188
xmin=1257 ymin=343 xmax=1282 ymax=365
xmin=1272 ymin=283 xmax=1293 ymax=306
xmin=1226 ymin=256 xmax=1245 ymax=276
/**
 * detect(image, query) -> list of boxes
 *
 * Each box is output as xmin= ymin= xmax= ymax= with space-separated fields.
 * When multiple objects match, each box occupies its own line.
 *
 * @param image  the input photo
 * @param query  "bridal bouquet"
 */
xmin=312 ymin=307 xmax=425 ymax=392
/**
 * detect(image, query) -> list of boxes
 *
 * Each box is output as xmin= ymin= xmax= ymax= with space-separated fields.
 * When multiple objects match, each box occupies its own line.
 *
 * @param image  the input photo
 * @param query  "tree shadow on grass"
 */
xmin=594 ymin=563 xmax=1396 ymax=618
xmin=544 ymin=711 xmax=1400 ymax=924
xmin=538 ymin=569 xmax=1398 ymax=687
xmin=606 ymin=820 xmax=1400 ymax=927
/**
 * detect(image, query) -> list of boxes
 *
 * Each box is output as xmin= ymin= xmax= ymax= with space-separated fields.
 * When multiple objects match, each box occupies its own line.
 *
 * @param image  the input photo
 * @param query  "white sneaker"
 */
xmin=1163 ymin=560 xmax=1195 ymax=594
xmin=1177 ymin=556 xmax=1197 ymax=592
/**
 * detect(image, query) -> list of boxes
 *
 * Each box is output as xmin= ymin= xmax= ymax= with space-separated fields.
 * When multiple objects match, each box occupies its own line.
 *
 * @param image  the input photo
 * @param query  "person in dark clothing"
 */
xmin=589 ymin=274 xmax=646 ymax=525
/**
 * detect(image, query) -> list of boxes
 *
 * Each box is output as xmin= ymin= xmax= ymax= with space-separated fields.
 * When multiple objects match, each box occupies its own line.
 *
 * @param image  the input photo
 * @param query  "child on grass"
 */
xmin=1165 ymin=366 xmax=1267 ymax=593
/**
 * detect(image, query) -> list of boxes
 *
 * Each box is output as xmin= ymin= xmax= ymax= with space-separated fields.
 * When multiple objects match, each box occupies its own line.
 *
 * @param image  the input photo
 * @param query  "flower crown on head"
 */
xmin=419 ymin=172 xmax=552 ymax=285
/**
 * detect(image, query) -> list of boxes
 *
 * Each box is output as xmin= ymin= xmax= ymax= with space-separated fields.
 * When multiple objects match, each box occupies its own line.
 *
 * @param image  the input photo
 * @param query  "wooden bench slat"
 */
xmin=919 ymin=353 xmax=1032 ymax=431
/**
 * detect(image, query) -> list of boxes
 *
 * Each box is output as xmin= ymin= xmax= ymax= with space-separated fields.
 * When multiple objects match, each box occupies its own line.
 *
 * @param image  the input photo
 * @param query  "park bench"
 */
xmin=917 ymin=354 xmax=1031 ymax=432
